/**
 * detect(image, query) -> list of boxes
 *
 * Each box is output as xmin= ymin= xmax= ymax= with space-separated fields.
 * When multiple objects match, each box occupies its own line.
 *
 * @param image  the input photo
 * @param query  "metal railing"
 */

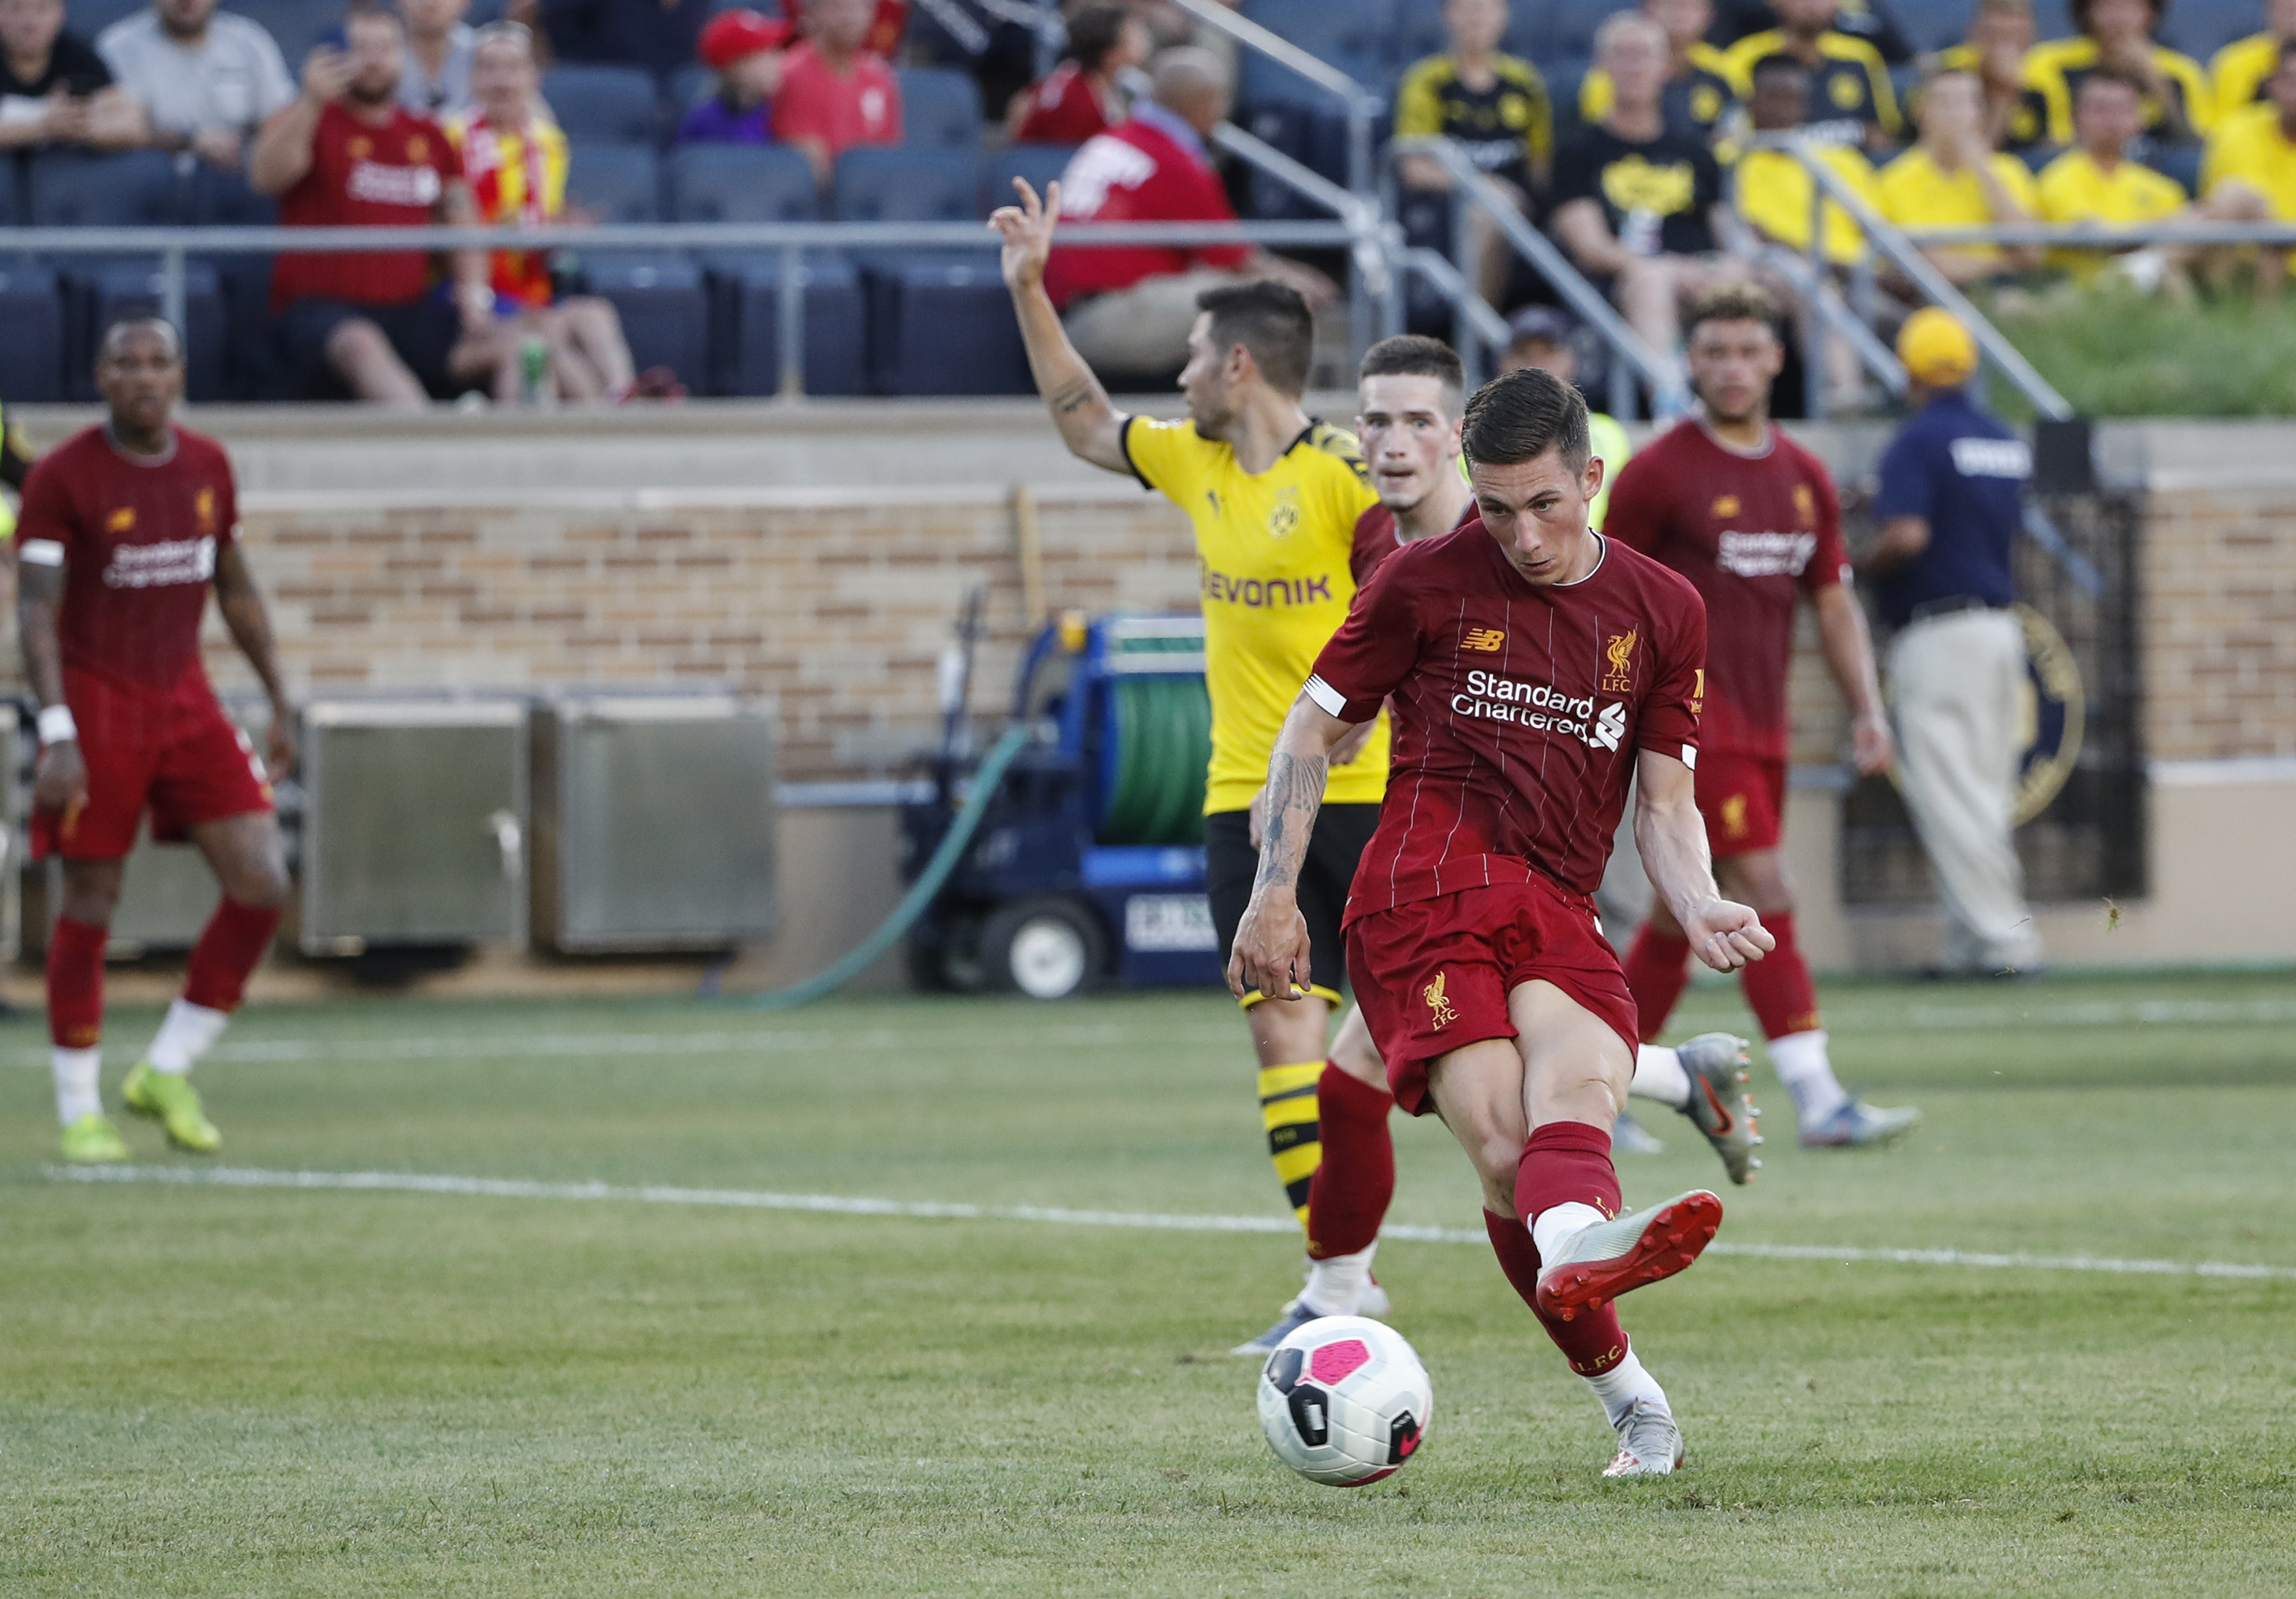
xmin=1390 ymin=135 xmax=1691 ymax=419
xmin=1167 ymin=0 xmax=1384 ymax=201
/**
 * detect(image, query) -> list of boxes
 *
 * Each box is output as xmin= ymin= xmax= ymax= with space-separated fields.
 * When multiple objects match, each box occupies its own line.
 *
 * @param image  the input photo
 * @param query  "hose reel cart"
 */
xmin=901 ymin=613 xmax=1224 ymax=999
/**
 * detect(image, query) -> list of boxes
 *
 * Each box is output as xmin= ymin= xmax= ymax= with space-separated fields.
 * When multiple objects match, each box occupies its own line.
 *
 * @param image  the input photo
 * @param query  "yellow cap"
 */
xmin=1896 ymin=307 xmax=1979 ymax=388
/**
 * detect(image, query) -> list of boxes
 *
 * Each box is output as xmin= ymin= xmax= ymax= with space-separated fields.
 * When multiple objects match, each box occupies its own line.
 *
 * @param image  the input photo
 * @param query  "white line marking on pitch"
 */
xmin=41 ymin=1164 xmax=2296 ymax=1282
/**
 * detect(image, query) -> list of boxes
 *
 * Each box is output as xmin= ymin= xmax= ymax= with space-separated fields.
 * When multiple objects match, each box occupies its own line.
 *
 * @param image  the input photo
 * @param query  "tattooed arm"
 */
xmin=1227 ymin=693 xmax=1357 ymax=1001
xmin=988 ymin=177 xmax=1132 ymax=474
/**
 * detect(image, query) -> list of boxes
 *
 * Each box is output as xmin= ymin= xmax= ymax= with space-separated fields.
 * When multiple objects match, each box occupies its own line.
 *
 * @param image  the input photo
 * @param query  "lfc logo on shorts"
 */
xmin=1720 ymin=793 xmax=1748 ymax=838
xmin=1601 ymin=628 xmax=1637 ymax=693
xmin=1422 ymin=971 xmax=1458 ymax=1029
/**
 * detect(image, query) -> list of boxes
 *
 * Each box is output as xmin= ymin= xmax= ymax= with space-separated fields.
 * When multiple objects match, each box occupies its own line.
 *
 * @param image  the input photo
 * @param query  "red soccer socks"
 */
xmin=1305 ymin=1065 xmax=1395 ymax=1261
xmin=1738 ymin=910 xmax=1822 ymax=1041
xmin=1622 ymin=922 xmax=1693 ymax=1042
xmin=183 ymin=897 xmax=281 ymax=1013
xmin=47 ymin=915 xmax=107 ymax=1048
xmin=1482 ymin=1208 xmax=1629 ymax=1376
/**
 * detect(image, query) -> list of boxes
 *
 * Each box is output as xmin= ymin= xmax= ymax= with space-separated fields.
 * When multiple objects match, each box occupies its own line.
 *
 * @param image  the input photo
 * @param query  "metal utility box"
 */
xmin=530 ymin=693 xmax=777 ymax=952
xmin=299 ymin=698 xmax=527 ymax=954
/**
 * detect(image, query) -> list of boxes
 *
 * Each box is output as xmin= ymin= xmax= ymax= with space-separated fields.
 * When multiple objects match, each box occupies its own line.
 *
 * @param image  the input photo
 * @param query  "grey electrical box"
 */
xmin=530 ymin=693 xmax=777 ymax=952
xmin=299 ymin=698 xmax=527 ymax=955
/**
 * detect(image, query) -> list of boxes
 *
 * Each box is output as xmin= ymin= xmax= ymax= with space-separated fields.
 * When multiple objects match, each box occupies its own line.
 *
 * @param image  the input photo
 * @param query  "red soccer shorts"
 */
xmin=1695 ymin=751 xmax=1787 ymax=859
xmin=1345 ymin=876 xmax=1641 ymax=1117
xmin=32 ymin=667 xmax=273 ymax=862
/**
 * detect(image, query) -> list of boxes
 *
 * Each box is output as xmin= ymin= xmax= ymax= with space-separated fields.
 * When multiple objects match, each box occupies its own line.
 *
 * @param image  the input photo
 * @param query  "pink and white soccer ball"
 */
xmin=1255 ymin=1315 xmax=1433 ymax=1486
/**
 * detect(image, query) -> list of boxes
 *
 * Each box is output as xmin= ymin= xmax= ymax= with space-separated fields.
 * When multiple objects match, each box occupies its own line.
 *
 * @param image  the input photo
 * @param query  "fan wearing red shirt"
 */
xmin=18 ymin=319 xmax=295 ymax=1167
xmin=1605 ymin=282 xmax=1920 ymax=1150
xmin=1041 ymin=47 xmax=1335 ymax=376
xmin=772 ymin=0 xmax=901 ymax=185
xmin=1007 ymin=3 xmax=1150 ymax=144
xmin=248 ymin=7 xmax=520 ymax=404
xmin=1233 ymin=369 xmax=1769 ymax=1479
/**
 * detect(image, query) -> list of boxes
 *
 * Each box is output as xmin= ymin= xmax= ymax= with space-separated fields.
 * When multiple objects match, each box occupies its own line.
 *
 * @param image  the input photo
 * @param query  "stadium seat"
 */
xmin=579 ymin=251 xmax=709 ymax=390
xmin=705 ymin=253 xmax=868 ymax=396
xmin=27 ymin=148 xmax=187 ymax=226
xmin=665 ymin=63 xmax=716 ymax=116
xmin=543 ymin=65 xmax=663 ymax=142
xmin=898 ymin=66 xmax=985 ymax=147
xmin=1500 ymin=0 xmax=1553 ymax=69
xmin=2160 ymin=0 xmax=2252 ymax=55
xmin=0 ymin=264 xmax=64 ymax=402
xmin=666 ymin=142 xmax=817 ymax=222
xmin=565 ymin=139 xmax=663 ymax=222
xmin=1391 ymin=0 xmax=1451 ymax=70
xmin=1240 ymin=0 xmax=1389 ymax=105
xmin=2030 ymin=0 xmax=2074 ymax=37
xmin=1547 ymin=56 xmax=1592 ymax=137
xmin=2143 ymin=140 xmax=2206 ymax=196
xmin=987 ymin=143 xmax=1079 ymax=209
xmin=1549 ymin=0 xmax=1623 ymax=64
xmin=189 ymin=163 xmax=285 ymax=401
xmin=832 ymin=145 xmax=982 ymax=226
xmin=863 ymin=256 xmax=1032 ymax=395
xmin=1892 ymin=0 xmax=1973 ymax=54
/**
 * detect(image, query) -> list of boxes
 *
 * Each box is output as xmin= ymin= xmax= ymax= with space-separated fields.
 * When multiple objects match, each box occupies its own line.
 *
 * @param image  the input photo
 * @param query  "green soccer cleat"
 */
xmin=121 ymin=1062 xmax=221 ymax=1153
xmin=59 ymin=1112 xmax=130 ymax=1164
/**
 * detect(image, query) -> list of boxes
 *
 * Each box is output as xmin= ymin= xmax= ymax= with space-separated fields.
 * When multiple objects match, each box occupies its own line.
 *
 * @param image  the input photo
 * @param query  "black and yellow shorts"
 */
xmin=1204 ymin=803 xmax=1381 ymax=1008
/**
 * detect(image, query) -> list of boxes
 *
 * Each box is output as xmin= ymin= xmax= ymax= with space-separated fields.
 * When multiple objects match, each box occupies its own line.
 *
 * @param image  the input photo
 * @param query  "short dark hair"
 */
xmin=1461 ymin=368 xmax=1590 ymax=472
xmin=1065 ymin=4 xmax=1131 ymax=72
xmin=2079 ymin=61 xmax=2151 ymax=100
xmin=1195 ymin=279 xmax=1314 ymax=397
xmin=1683 ymin=279 xmax=1783 ymax=339
xmin=2070 ymin=0 xmax=2161 ymax=32
xmin=1358 ymin=334 xmax=1464 ymax=394
xmin=1749 ymin=51 xmax=1811 ymax=87
xmin=97 ymin=313 xmax=183 ymax=362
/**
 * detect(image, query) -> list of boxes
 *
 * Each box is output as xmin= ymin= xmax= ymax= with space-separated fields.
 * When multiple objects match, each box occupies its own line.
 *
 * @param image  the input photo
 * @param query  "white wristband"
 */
xmin=37 ymin=704 xmax=77 ymax=746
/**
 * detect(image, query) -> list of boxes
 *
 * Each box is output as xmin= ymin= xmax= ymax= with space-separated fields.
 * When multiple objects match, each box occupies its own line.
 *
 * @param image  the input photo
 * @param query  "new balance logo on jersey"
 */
xmin=1717 ymin=529 xmax=1818 ymax=578
xmin=1950 ymin=437 xmax=2033 ymax=479
xmin=103 ymin=535 xmax=215 ymax=590
xmin=1461 ymin=627 xmax=1506 ymax=653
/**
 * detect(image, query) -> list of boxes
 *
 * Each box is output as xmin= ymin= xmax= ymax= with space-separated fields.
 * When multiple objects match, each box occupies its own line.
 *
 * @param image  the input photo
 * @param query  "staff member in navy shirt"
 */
xmin=1859 ymin=308 xmax=2043 ymax=978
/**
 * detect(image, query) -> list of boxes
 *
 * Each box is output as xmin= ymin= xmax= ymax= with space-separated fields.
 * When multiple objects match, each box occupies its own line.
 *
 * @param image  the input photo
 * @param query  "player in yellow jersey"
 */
xmin=990 ymin=177 xmax=1396 ymax=1352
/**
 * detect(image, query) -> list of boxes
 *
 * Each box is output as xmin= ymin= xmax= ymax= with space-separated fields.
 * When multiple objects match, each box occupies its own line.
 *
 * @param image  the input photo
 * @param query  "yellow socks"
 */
xmin=1258 ymin=1060 xmax=1324 ymax=1230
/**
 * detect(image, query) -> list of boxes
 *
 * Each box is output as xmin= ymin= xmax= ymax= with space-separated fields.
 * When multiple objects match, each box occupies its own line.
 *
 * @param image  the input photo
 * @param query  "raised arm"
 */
xmin=1633 ymin=747 xmax=1775 ymax=973
xmin=17 ymin=551 xmax=87 ymax=817
xmin=213 ymin=542 xmax=297 ymax=779
xmin=250 ymin=47 xmax=348 ymax=196
xmin=987 ymin=178 xmax=1134 ymax=475
xmin=1813 ymin=583 xmax=1895 ymax=775
xmin=1227 ymin=693 xmax=1358 ymax=1000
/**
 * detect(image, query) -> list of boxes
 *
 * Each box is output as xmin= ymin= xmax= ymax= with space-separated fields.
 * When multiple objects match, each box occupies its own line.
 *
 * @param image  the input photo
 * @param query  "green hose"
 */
xmin=742 ymin=723 xmax=1033 ymax=1010
xmin=1097 ymin=626 xmax=1211 ymax=847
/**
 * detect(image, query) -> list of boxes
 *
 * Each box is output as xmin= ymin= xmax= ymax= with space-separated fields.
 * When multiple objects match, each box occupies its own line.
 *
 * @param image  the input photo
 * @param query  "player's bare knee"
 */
xmin=59 ymin=862 xmax=124 ymax=925
xmin=226 ymin=855 xmax=291 ymax=911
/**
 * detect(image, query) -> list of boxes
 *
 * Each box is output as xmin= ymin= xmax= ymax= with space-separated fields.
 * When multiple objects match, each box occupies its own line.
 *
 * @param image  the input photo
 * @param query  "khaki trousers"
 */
xmin=1888 ymin=607 xmax=2046 ymax=972
xmin=1062 ymin=268 xmax=1252 ymax=375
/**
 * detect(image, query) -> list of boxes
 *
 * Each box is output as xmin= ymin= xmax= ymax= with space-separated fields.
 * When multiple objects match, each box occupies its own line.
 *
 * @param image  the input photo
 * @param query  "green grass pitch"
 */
xmin=5 ymin=971 xmax=2294 ymax=1596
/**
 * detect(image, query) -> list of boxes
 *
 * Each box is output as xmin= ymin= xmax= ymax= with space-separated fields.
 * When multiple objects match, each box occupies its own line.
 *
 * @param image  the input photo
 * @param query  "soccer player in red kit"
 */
xmin=1605 ymin=282 xmax=1919 ymax=1149
xmin=1234 ymin=368 xmax=1773 ymax=1478
xmin=17 ymin=319 xmax=293 ymax=1164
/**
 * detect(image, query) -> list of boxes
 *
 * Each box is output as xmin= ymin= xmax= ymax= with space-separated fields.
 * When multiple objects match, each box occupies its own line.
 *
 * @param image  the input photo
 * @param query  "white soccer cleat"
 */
xmin=1602 ymin=1398 xmax=1685 ymax=1478
xmin=1675 ymin=1031 xmax=1762 ymax=1184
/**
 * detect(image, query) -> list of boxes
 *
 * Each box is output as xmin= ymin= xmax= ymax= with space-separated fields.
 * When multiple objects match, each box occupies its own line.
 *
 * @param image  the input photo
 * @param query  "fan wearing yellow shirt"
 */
xmin=1580 ymin=0 xmax=1742 ymax=147
xmin=2022 ymin=0 xmax=2215 ymax=145
xmin=1937 ymin=0 xmax=2060 ymax=156
xmin=2211 ymin=0 xmax=2296 ymax=112
xmin=1720 ymin=0 xmax=1902 ymax=149
xmin=2037 ymin=67 xmax=2196 ymax=283
xmin=989 ymin=177 xmax=1397 ymax=1343
xmin=2200 ymin=44 xmax=2296 ymax=288
xmin=1877 ymin=69 xmax=2046 ymax=285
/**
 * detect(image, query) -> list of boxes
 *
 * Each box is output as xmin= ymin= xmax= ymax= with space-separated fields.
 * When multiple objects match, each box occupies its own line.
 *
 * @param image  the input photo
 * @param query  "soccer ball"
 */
xmin=1255 ymin=1314 xmax=1433 ymax=1486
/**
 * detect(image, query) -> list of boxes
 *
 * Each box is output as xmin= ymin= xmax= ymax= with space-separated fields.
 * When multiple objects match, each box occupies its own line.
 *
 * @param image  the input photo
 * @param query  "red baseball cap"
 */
xmin=699 ymin=9 xmax=791 ymax=69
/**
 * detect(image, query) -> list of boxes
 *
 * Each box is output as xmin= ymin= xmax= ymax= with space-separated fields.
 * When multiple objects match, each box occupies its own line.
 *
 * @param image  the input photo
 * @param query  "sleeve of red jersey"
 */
xmin=12 ymin=453 xmax=79 ymax=571
xmin=1636 ymin=580 xmax=1707 ymax=768
xmin=1800 ymin=457 xmax=1850 ymax=593
xmin=1303 ymin=549 xmax=1420 ymax=723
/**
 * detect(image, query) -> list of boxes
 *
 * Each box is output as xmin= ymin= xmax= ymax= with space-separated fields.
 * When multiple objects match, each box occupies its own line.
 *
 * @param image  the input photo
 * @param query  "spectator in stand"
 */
xmin=1934 ymin=0 xmax=2055 ymax=158
xmin=399 ymin=0 xmax=474 ymax=117
xmin=0 ymin=0 xmax=145 ymax=149
xmin=676 ymin=8 xmax=788 ymax=144
xmin=250 ymin=7 xmax=521 ymax=404
xmin=448 ymin=23 xmax=670 ymax=400
xmin=1392 ymin=0 xmax=1553 ymax=305
xmin=1041 ymin=47 xmax=1336 ymax=376
xmin=1007 ymin=4 xmax=1150 ymax=145
xmin=2200 ymin=44 xmax=2296 ymax=290
xmin=2024 ymin=0 xmax=2214 ymax=145
xmin=2213 ymin=0 xmax=2296 ymax=111
xmin=1581 ymin=0 xmax=1741 ymax=148
xmin=774 ymin=0 xmax=900 ymax=186
xmin=1552 ymin=14 xmax=1741 ymax=364
xmin=1710 ymin=0 xmax=1913 ymax=65
xmin=1720 ymin=0 xmax=1901 ymax=149
xmin=96 ymin=0 xmax=294 ymax=170
xmin=2036 ymin=66 xmax=2195 ymax=285
xmin=1876 ymin=68 xmax=2043 ymax=285
xmin=506 ymin=0 xmax=706 ymax=81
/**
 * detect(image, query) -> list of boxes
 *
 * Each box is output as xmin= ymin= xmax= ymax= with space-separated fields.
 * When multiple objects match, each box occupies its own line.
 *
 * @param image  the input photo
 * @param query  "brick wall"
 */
xmin=2140 ymin=484 xmax=2296 ymax=761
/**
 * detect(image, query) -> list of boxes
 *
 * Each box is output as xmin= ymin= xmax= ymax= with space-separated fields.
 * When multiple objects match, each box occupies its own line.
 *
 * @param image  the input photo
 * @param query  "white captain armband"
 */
xmin=1682 ymin=746 xmax=1696 ymax=770
xmin=37 ymin=705 xmax=78 ymax=746
xmin=18 ymin=539 xmax=65 ymax=566
xmin=1303 ymin=674 xmax=1349 ymax=718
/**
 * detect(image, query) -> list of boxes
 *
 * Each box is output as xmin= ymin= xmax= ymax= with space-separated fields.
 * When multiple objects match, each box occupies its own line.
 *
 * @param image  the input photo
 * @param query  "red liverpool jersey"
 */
xmin=271 ymin=100 xmax=462 ymax=311
xmin=1306 ymin=523 xmax=1706 ymax=915
xmin=1350 ymin=499 xmax=1479 ymax=586
xmin=1604 ymin=418 xmax=1850 ymax=761
xmin=14 ymin=425 xmax=238 ymax=690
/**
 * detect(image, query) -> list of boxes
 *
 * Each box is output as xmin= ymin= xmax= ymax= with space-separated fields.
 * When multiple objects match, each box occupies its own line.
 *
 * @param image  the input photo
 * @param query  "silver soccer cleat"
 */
xmin=1675 ymin=1031 xmax=1762 ymax=1184
xmin=1602 ymin=1397 xmax=1685 ymax=1478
